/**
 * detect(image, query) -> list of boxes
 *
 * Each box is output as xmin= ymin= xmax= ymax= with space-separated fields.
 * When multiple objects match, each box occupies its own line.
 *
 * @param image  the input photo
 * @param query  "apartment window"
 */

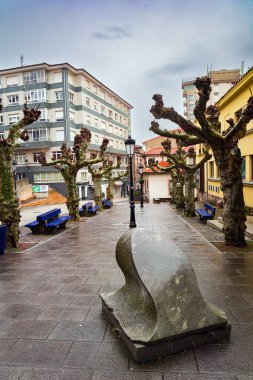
xmin=15 ymin=153 xmax=27 ymax=164
xmin=94 ymin=134 xmax=99 ymax=144
xmin=38 ymin=108 xmax=49 ymax=121
xmin=119 ymin=115 xmax=122 ymax=123
xmin=115 ymin=140 xmax=119 ymax=148
xmin=123 ymin=118 xmax=126 ymax=125
xmin=8 ymin=95 xmax=19 ymax=105
xmin=119 ymin=129 xmax=123 ymax=136
xmin=189 ymin=104 xmax=194 ymax=111
xmin=69 ymin=111 xmax=75 ymax=122
xmin=69 ymin=92 xmax=74 ymax=103
xmin=6 ymin=76 xmax=18 ymax=87
xmin=94 ymin=102 xmax=98 ymax=110
xmin=101 ymin=91 xmax=105 ymax=100
xmin=241 ymin=157 xmax=246 ymax=180
xmin=101 ymin=106 xmax=106 ymax=115
xmin=28 ymin=129 xmax=47 ymax=141
xmin=189 ymin=113 xmax=195 ymax=121
xmin=34 ymin=172 xmax=64 ymax=183
xmin=0 ymin=114 xmax=3 ymax=124
xmin=101 ymin=121 xmax=106 ymax=130
xmin=124 ymin=130 xmax=127 ymax=137
xmin=109 ymin=110 xmax=113 ymax=118
xmin=81 ymin=171 xmax=88 ymax=181
xmin=56 ymin=130 xmax=64 ymax=141
xmin=188 ymin=94 xmax=194 ymax=101
xmin=109 ymin=124 xmax=113 ymax=133
xmin=52 ymin=151 xmax=62 ymax=160
xmin=87 ymin=115 xmax=91 ymax=124
xmin=25 ymin=89 xmax=47 ymax=103
xmin=94 ymin=118 xmax=98 ymax=127
xmin=23 ymin=70 xmax=45 ymax=84
xmin=55 ymin=110 xmax=64 ymax=122
xmin=0 ymin=132 xmax=4 ymax=139
xmin=115 ymin=113 xmax=118 ymax=120
xmin=125 ymin=157 xmax=128 ymax=165
xmin=9 ymin=114 xmax=20 ymax=124
xmin=109 ymin=139 xmax=114 ymax=147
xmin=108 ymin=95 xmax=112 ymax=104
xmin=209 ymin=161 xmax=214 ymax=178
xmin=214 ymin=92 xmax=219 ymax=97
xmin=93 ymin=85 xmax=97 ymax=93
xmin=33 ymin=152 xmax=41 ymax=163
xmin=0 ymin=97 xmax=2 ymax=106
xmin=70 ymin=130 xmax=76 ymax=141
xmin=55 ymin=91 xmax=63 ymax=102
xmin=86 ymin=97 xmax=90 ymax=106
xmin=115 ymin=127 xmax=118 ymax=135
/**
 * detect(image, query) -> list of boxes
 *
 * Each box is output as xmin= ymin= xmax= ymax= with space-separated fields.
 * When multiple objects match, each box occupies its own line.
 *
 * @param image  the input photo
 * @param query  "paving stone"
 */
xmin=0 ymin=339 xmax=72 ymax=366
xmin=91 ymin=371 xmax=163 ymax=379
xmin=163 ymin=374 xmax=237 ymax=379
xmin=0 ymin=319 xmax=57 ymax=339
xmin=0 ymin=367 xmax=25 ymax=380
xmin=60 ymin=284 xmax=100 ymax=295
xmin=20 ymin=368 xmax=92 ymax=380
xmin=195 ymin=344 xmax=253 ymax=374
xmin=37 ymin=305 xmax=90 ymax=321
xmin=0 ymin=304 xmax=45 ymax=320
xmin=48 ymin=320 xmax=107 ymax=341
xmin=0 ymin=338 xmax=18 ymax=354
xmin=63 ymin=342 xmax=129 ymax=369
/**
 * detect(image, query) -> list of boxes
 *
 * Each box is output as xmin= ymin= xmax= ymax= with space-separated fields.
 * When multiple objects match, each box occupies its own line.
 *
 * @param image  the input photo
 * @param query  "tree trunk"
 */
xmin=93 ymin=177 xmax=103 ymax=210
xmin=213 ymin=146 xmax=247 ymax=247
xmin=184 ymin=170 xmax=196 ymax=217
xmin=0 ymin=152 xmax=20 ymax=248
xmin=107 ymin=177 xmax=114 ymax=202
xmin=65 ymin=173 xmax=79 ymax=220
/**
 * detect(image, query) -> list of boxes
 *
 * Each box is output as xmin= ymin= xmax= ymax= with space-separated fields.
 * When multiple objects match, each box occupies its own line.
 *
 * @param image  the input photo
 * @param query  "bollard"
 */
xmin=0 ymin=225 xmax=7 ymax=255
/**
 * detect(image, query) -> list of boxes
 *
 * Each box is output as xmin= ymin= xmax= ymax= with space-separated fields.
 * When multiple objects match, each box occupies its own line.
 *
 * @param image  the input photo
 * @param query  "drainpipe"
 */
xmin=62 ymin=68 xmax=70 ymax=148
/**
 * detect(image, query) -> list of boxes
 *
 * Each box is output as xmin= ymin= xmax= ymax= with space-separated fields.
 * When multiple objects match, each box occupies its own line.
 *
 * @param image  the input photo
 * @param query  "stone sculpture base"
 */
xmin=102 ymin=300 xmax=231 ymax=363
xmin=100 ymin=229 xmax=231 ymax=363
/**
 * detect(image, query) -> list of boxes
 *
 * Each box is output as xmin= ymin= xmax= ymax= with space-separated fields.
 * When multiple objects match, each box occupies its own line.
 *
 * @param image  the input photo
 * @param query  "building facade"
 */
xmin=196 ymin=66 xmax=253 ymax=212
xmin=182 ymin=69 xmax=241 ymax=122
xmin=0 ymin=62 xmax=132 ymax=199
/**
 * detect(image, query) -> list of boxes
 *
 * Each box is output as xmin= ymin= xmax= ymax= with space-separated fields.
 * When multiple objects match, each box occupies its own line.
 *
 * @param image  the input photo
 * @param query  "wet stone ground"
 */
xmin=0 ymin=201 xmax=253 ymax=379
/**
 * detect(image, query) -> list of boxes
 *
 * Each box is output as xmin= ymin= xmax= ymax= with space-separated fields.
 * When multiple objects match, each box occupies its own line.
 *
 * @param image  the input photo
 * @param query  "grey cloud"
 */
xmin=92 ymin=26 xmax=131 ymax=40
xmin=147 ymin=62 xmax=195 ymax=79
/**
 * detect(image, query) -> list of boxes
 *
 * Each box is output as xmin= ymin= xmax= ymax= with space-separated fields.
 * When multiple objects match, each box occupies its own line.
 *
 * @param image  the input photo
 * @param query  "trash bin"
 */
xmin=0 ymin=225 xmax=7 ymax=255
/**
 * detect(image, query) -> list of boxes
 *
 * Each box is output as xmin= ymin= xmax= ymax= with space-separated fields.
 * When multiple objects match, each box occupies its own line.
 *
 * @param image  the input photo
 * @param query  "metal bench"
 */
xmin=102 ymin=199 xmax=112 ymax=209
xmin=25 ymin=208 xmax=71 ymax=234
xmin=195 ymin=202 xmax=216 ymax=222
xmin=87 ymin=205 xmax=99 ymax=216
xmin=44 ymin=215 xmax=71 ymax=234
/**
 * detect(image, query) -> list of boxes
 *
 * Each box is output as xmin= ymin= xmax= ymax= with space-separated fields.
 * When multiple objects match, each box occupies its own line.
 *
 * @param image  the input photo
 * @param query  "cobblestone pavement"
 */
xmin=0 ymin=201 xmax=253 ymax=379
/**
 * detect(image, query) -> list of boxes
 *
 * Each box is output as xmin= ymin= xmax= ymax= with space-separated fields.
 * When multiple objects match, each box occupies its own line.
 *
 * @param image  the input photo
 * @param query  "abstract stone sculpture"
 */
xmin=100 ymin=229 xmax=231 ymax=362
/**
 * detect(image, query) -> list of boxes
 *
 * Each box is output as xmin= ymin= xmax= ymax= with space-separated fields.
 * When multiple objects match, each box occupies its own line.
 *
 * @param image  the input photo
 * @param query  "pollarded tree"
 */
xmin=105 ymin=169 xmax=128 ymax=203
xmin=150 ymin=76 xmax=253 ymax=246
xmin=0 ymin=104 xmax=41 ymax=247
xmin=160 ymin=139 xmax=211 ymax=216
xmin=148 ymin=157 xmax=185 ymax=208
xmin=38 ymin=128 xmax=109 ymax=220
xmin=88 ymin=156 xmax=121 ymax=209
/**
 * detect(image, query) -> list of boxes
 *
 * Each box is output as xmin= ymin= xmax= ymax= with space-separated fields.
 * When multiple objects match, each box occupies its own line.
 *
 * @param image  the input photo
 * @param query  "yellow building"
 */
xmin=197 ymin=66 xmax=253 ymax=212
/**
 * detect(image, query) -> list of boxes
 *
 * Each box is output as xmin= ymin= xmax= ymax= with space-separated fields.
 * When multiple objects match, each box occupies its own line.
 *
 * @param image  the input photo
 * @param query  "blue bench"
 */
xmin=44 ymin=215 xmax=71 ymax=234
xmin=102 ymin=199 xmax=112 ymax=209
xmin=25 ymin=208 xmax=71 ymax=234
xmin=79 ymin=202 xmax=99 ymax=216
xmin=195 ymin=202 xmax=216 ymax=222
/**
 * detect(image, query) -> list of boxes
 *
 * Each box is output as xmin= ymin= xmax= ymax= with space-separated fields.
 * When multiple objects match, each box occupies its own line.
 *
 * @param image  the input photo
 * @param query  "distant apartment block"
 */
xmin=0 ymin=62 xmax=133 ymax=198
xmin=182 ymin=69 xmax=241 ymax=121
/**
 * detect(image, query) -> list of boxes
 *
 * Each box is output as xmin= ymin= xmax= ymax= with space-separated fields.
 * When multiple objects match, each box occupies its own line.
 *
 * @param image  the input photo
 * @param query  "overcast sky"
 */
xmin=1 ymin=0 xmax=253 ymax=144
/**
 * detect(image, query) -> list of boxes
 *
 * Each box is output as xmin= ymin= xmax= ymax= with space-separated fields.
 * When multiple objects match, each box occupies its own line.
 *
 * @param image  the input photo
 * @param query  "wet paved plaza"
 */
xmin=0 ymin=201 xmax=253 ymax=379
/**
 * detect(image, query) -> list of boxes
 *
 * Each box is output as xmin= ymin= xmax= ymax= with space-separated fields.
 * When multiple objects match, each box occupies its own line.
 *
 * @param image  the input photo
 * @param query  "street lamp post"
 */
xmin=125 ymin=136 xmax=136 ymax=228
xmin=138 ymin=159 xmax=144 ymax=208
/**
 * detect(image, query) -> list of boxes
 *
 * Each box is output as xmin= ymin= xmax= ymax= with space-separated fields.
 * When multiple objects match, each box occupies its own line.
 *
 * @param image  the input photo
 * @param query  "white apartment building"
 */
xmin=182 ymin=69 xmax=241 ymax=121
xmin=0 ymin=62 xmax=132 ymax=198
